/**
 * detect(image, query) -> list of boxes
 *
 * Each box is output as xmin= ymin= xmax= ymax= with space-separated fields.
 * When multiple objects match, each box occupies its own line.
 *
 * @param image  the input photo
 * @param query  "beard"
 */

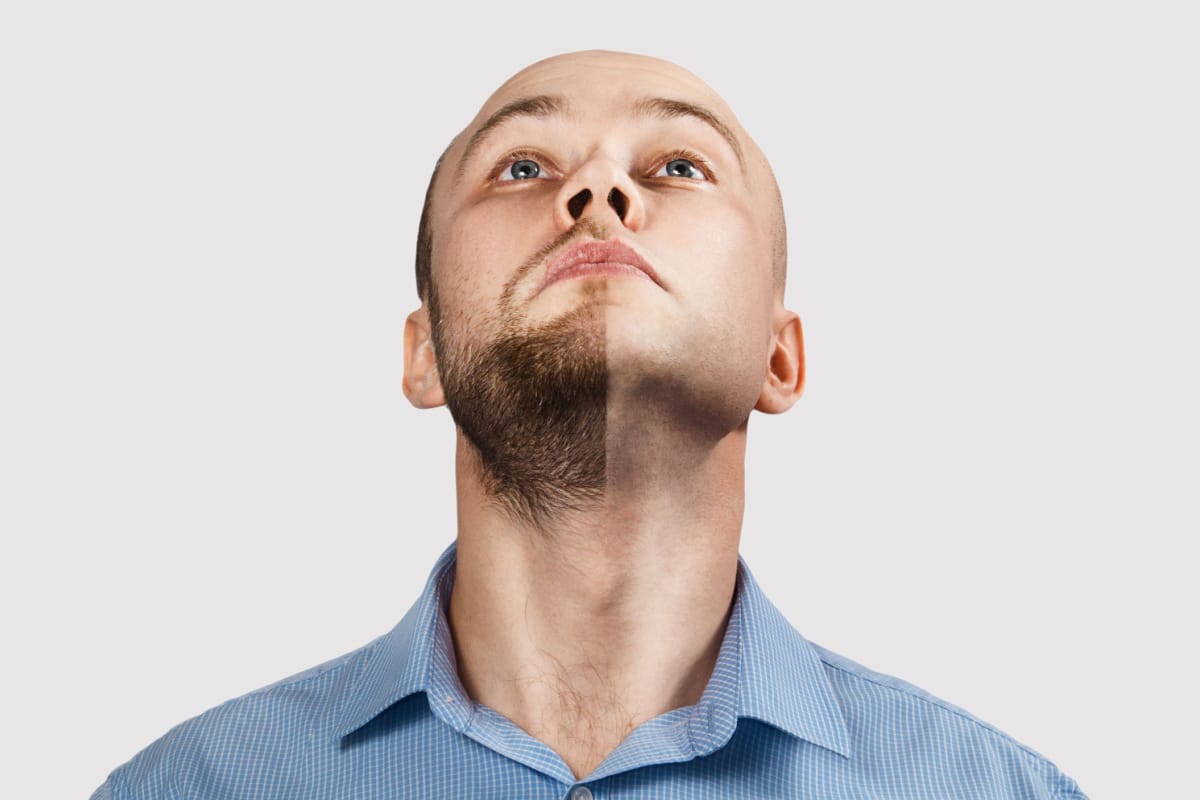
xmin=429 ymin=280 xmax=608 ymax=528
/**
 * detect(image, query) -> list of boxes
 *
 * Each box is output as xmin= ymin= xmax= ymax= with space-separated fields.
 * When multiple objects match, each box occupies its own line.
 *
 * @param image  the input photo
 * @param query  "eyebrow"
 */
xmin=453 ymin=93 xmax=745 ymax=184
xmin=631 ymin=96 xmax=745 ymax=168
xmin=455 ymin=94 xmax=569 ymax=185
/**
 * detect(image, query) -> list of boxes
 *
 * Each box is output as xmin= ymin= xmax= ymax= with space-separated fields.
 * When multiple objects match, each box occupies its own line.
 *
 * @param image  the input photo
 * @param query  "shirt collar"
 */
xmin=332 ymin=539 xmax=851 ymax=759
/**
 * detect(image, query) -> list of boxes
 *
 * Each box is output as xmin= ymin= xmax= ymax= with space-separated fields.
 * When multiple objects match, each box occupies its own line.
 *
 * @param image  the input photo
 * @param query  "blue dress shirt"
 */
xmin=91 ymin=539 xmax=1088 ymax=799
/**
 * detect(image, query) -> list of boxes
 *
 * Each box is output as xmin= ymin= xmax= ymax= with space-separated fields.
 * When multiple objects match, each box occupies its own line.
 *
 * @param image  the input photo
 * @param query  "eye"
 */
xmin=496 ymin=157 xmax=549 ymax=182
xmin=655 ymin=155 xmax=710 ymax=181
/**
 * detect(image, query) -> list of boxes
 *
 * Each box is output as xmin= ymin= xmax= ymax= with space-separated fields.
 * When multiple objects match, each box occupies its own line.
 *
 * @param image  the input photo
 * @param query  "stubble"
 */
xmin=429 ymin=228 xmax=610 ymax=529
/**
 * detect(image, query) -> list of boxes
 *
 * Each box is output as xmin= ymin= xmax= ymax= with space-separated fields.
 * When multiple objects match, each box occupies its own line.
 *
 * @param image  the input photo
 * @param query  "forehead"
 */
xmin=489 ymin=51 xmax=725 ymax=111
xmin=445 ymin=51 xmax=742 ymax=176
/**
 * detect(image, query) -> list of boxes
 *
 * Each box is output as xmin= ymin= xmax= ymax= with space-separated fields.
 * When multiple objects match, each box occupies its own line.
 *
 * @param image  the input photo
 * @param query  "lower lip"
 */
xmin=543 ymin=261 xmax=654 ymax=291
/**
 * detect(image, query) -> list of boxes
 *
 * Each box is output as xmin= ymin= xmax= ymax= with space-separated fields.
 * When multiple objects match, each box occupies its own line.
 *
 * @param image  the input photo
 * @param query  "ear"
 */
xmin=403 ymin=304 xmax=446 ymax=409
xmin=754 ymin=307 xmax=805 ymax=414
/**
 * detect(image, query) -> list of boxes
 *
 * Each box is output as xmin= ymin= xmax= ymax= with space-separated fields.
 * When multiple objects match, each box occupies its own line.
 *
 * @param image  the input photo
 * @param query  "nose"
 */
xmin=553 ymin=155 xmax=646 ymax=233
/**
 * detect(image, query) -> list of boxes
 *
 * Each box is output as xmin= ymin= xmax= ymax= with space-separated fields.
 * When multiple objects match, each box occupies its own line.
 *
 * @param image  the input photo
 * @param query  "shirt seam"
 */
xmin=181 ymin=649 xmax=364 ymax=742
xmin=235 ymin=645 xmax=365 ymax=701
xmin=818 ymin=657 xmax=1063 ymax=770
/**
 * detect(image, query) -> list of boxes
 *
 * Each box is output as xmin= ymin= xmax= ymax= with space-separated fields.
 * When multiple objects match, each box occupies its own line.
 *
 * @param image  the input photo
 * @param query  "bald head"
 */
xmin=415 ymin=50 xmax=787 ymax=309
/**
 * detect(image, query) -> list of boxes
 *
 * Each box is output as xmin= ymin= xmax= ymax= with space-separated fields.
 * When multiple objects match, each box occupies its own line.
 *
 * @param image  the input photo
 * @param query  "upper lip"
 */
xmin=537 ymin=239 xmax=663 ymax=294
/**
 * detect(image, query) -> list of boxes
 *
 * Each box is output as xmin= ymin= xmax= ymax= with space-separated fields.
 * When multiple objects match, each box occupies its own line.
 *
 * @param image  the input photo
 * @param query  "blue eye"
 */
xmin=656 ymin=157 xmax=709 ymax=181
xmin=498 ymin=158 xmax=545 ymax=181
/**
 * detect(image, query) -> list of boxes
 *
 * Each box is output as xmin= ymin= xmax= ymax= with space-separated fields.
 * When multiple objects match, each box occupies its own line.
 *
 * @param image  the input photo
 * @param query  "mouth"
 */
xmin=536 ymin=239 xmax=664 ymax=295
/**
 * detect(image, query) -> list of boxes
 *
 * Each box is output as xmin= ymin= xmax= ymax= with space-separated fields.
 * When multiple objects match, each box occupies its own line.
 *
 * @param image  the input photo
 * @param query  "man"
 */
xmin=92 ymin=49 xmax=1088 ymax=799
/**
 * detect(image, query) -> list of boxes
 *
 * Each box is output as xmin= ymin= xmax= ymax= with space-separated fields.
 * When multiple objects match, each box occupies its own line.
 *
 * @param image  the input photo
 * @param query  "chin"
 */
xmin=604 ymin=289 xmax=682 ymax=338
xmin=603 ymin=325 xmax=682 ymax=392
xmin=520 ymin=291 xmax=606 ymax=332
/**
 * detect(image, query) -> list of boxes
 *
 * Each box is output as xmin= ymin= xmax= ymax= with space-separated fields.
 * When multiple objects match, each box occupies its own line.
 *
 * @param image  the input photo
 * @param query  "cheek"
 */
xmin=433 ymin=197 xmax=550 ymax=323
xmin=652 ymin=196 xmax=770 ymax=318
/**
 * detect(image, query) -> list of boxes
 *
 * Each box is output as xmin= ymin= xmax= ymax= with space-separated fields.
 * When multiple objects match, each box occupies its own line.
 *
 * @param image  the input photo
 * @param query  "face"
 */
xmin=411 ymin=50 xmax=794 ymax=523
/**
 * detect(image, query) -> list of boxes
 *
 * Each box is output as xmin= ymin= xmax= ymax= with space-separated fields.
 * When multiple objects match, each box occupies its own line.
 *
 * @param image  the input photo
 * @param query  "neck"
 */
xmin=446 ymin=411 xmax=747 ymax=779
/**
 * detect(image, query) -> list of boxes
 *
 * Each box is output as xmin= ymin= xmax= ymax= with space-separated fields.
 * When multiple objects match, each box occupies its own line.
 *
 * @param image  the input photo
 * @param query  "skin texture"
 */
xmin=402 ymin=49 xmax=804 ymax=781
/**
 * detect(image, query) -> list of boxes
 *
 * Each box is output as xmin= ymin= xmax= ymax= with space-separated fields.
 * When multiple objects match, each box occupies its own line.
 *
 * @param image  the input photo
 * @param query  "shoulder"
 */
xmin=91 ymin=642 xmax=378 ymax=800
xmin=807 ymin=640 xmax=1088 ymax=799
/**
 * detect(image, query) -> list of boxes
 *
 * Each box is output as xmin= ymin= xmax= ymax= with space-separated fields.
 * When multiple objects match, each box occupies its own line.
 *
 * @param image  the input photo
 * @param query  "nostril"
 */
xmin=607 ymin=188 xmax=628 ymax=221
xmin=567 ymin=189 xmax=592 ymax=220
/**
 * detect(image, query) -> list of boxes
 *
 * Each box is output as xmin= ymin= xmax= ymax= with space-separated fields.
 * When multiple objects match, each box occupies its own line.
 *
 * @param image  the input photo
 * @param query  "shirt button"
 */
xmin=568 ymin=786 xmax=593 ymax=800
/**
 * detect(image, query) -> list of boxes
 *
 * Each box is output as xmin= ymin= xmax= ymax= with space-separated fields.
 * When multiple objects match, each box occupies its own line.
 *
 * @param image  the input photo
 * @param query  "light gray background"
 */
xmin=2 ymin=1 xmax=1196 ymax=797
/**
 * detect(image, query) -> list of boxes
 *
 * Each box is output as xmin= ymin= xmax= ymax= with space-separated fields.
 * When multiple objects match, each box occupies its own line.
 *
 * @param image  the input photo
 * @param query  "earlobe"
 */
xmin=403 ymin=305 xmax=447 ymax=409
xmin=754 ymin=310 xmax=805 ymax=414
